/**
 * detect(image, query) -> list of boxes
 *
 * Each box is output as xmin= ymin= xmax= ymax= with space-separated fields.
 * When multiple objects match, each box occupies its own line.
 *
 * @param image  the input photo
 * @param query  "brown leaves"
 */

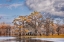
xmin=0 ymin=22 xmax=11 ymax=29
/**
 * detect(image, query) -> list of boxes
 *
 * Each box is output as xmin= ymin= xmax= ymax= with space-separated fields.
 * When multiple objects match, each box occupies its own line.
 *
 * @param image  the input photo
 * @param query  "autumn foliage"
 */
xmin=12 ymin=11 xmax=64 ymax=36
xmin=0 ymin=22 xmax=14 ymax=36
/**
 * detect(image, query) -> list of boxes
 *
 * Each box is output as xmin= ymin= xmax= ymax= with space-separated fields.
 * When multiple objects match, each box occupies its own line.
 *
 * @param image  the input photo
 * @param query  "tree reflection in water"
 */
xmin=2 ymin=38 xmax=53 ymax=42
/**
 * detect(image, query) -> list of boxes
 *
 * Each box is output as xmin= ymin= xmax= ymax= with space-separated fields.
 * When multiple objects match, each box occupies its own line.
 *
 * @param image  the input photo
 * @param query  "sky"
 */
xmin=0 ymin=0 xmax=64 ymax=25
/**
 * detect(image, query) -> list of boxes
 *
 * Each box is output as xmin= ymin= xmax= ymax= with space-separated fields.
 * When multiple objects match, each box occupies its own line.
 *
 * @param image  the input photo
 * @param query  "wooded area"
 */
xmin=0 ymin=11 xmax=64 ymax=37
xmin=12 ymin=11 xmax=64 ymax=36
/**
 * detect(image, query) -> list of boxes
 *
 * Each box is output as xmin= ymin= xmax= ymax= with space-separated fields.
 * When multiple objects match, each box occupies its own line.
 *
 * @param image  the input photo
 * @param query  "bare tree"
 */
xmin=56 ymin=26 xmax=60 ymax=35
xmin=50 ymin=19 xmax=54 ymax=35
xmin=12 ymin=11 xmax=56 ymax=36
xmin=44 ymin=18 xmax=50 ymax=36
xmin=26 ymin=11 xmax=43 ymax=36
xmin=56 ymin=20 xmax=61 ymax=35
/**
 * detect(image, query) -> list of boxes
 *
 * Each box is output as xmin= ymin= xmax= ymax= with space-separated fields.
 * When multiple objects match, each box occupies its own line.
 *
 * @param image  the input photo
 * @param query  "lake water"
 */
xmin=0 ymin=37 xmax=64 ymax=42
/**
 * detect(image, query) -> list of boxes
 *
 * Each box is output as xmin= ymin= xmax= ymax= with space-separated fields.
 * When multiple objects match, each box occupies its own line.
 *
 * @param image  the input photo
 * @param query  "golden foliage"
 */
xmin=18 ymin=25 xmax=23 ymax=28
xmin=25 ymin=29 xmax=29 ymax=32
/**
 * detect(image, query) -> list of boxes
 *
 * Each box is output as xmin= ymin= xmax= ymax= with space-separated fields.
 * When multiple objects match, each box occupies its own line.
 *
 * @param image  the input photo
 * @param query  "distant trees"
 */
xmin=0 ymin=22 xmax=11 ymax=36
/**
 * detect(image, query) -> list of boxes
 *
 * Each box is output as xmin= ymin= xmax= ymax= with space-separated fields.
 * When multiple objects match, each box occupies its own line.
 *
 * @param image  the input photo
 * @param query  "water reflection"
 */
xmin=1 ymin=38 xmax=53 ymax=42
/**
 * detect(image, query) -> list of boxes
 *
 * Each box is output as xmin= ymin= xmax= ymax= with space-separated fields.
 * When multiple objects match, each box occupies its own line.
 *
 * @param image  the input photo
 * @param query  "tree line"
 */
xmin=13 ymin=11 xmax=64 ymax=36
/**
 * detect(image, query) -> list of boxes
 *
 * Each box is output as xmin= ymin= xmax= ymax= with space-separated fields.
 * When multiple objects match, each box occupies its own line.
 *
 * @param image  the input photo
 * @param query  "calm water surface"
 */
xmin=0 ymin=39 xmax=53 ymax=42
xmin=0 ymin=37 xmax=64 ymax=42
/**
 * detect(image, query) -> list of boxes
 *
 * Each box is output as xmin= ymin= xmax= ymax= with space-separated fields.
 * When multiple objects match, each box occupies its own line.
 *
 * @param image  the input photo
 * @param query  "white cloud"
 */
xmin=0 ymin=4 xmax=9 ymax=8
xmin=0 ymin=3 xmax=23 ymax=9
xmin=8 ymin=3 xmax=23 ymax=9
xmin=26 ymin=0 xmax=64 ymax=17
xmin=0 ymin=14 xmax=12 ymax=17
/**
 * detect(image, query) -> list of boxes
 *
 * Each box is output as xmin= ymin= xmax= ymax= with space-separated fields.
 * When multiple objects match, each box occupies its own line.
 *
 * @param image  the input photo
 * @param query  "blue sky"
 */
xmin=0 ymin=0 xmax=32 ymax=24
xmin=0 ymin=0 xmax=64 ymax=25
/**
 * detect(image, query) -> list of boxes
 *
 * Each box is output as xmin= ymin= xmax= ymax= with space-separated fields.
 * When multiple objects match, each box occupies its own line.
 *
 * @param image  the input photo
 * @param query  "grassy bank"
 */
xmin=21 ymin=34 xmax=64 ymax=38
